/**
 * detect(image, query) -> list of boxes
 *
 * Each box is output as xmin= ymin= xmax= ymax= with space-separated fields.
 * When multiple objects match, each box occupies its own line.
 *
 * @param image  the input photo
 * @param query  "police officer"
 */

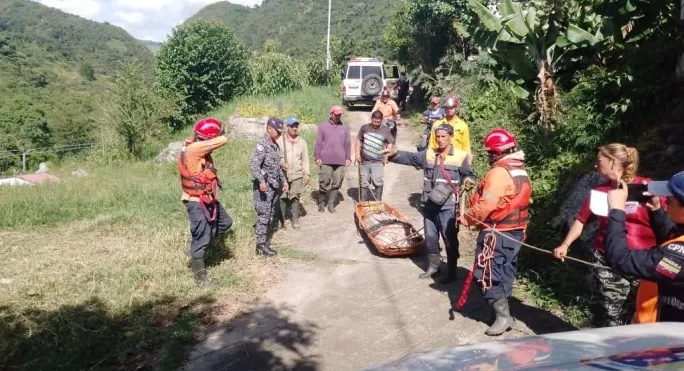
xmin=250 ymin=117 xmax=288 ymax=256
xmin=604 ymin=170 xmax=684 ymax=322
xmin=461 ymin=128 xmax=532 ymax=336
xmin=381 ymin=124 xmax=475 ymax=283
xmin=178 ymin=118 xmax=233 ymax=287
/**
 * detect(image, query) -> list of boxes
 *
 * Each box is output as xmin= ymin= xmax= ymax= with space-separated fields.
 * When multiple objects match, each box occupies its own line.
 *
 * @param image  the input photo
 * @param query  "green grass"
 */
xmin=0 ymin=85 xmax=341 ymax=371
xmin=278 ymin=248 xmax=318 ymax=262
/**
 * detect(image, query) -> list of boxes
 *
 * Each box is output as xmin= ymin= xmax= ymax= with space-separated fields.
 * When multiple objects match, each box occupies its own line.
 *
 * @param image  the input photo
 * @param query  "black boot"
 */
xmin=327 ymin=189 xmax=339 ymax=213
xmin=255 ymin=243 xmax=277 ymax=257
xmin=291 ymin=199 xmax=301 ymax=230
xmin=485 ymin=298 xmax=516 ymax=336
xmin=318 ymin=191 xmax=327 ymax=212
xmin=278 ymin=198 xmax=289 ymax=230
xmin=190 ymin=258 xmax=214 ymax=288
xmin=436 ymin=250 xmax=458 ymax=284
xmin=418 ymin=253 xmax=441 ymax=279
xmin=374 ymin=185 xmax=384 ymax=201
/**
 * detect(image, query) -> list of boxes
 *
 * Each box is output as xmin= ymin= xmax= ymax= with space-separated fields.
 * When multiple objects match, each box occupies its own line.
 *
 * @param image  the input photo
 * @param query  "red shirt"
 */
xmin=576 ymin=176 xmax=665 ymax=253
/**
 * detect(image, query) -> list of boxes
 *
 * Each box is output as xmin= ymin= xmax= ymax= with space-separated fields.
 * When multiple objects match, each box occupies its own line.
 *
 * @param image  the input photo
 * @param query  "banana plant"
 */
xmin=467 ymin=0 xmax=603 ymax=129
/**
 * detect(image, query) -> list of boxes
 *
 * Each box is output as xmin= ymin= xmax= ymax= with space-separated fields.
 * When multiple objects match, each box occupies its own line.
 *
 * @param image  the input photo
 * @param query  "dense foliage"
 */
xmin=155 ymin=20 xmax=252 ymax=124
xmin=188 ymin=0 xmax=397 ymax=59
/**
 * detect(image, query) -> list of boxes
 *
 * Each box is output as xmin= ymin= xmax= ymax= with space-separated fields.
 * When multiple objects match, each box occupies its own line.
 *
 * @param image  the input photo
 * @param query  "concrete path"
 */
xmin=182 ymin=109 xmax=576 ymax=371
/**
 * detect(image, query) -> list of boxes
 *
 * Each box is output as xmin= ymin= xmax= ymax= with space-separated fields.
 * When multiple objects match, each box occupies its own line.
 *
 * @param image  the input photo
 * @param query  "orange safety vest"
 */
xmin=632 ymin=234 xmax=684 ymax=323
xmin=470 ymin=159 xmax=532 ymax=230
xmin=177 ymin=151 xmax=218 ymax=199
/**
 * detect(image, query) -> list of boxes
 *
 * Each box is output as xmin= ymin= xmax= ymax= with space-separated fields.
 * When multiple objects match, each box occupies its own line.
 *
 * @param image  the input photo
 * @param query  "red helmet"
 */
xmin=442 ymin=95 xmax=460 ymax=109
xmin=484 ymin=128 xmax=517 ymax=153
xmin=194 ymin=118 xmax=223 ymax=140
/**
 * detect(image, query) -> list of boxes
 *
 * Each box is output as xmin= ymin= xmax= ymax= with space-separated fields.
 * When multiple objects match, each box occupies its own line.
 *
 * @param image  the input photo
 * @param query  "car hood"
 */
xmin=360 ymin=322 xmax=684 ymax=371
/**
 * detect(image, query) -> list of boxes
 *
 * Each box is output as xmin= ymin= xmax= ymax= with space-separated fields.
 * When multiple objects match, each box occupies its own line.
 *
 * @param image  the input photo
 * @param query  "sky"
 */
xmin=33 ymin=0 xmax=263 ymax=42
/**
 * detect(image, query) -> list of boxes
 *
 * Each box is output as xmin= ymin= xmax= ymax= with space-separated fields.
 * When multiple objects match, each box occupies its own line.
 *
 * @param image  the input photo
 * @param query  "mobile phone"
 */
xmin=627 ymin=183 xmax=649 ymax=202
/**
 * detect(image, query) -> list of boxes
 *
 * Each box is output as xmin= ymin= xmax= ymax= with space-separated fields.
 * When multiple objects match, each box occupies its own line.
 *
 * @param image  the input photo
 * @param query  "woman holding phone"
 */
xmin=553 ymin=143 xmax=664 ymax=327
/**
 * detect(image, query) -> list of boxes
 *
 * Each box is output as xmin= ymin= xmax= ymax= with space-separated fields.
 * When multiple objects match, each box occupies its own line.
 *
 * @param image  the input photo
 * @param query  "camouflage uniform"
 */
xmin=250 ymin=134 xmax=286 ymax=246
xmin=590 ymin=249 xmax=639 ymax=327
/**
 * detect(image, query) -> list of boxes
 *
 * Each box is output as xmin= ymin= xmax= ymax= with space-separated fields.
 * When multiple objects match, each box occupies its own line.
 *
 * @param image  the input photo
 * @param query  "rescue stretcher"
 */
xmin=354 ymin=200 xmax=425 ymax=256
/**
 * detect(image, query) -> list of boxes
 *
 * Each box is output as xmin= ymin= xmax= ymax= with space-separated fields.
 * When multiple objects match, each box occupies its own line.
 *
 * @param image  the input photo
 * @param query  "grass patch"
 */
xmin=278 ymin=248 xmax=318 ymax=262
xmin=0 ymin=85 xmax=341 ymax=370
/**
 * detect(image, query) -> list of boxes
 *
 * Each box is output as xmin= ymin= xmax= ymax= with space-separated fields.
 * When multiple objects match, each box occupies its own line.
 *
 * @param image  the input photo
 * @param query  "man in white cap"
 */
xmin=314 ymin=105 xmax=352 ymax=213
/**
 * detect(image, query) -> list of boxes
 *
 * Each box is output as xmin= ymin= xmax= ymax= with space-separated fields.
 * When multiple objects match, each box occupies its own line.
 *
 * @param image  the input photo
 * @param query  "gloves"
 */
xmin=463 ymin=176 xmax=476 ymax=191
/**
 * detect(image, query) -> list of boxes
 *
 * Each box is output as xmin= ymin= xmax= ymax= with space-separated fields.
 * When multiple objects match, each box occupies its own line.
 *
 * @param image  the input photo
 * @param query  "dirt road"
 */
xmin=182 ymin=108 xmax=575 ymax=371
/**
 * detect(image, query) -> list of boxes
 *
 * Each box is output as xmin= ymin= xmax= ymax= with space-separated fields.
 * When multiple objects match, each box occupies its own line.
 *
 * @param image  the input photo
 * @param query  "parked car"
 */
xmin=341 ymin=57 xmax=400 ymax=107
xmin=360 ymin=322 xmax=684 ymax=370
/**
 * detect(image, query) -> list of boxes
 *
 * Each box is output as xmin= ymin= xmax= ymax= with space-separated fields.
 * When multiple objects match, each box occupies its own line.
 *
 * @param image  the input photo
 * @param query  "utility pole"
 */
xmin=325 ymin=0 xmax=332 ymax=85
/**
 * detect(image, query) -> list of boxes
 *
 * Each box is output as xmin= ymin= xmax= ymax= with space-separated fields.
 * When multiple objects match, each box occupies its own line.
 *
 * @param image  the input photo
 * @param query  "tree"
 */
xmin=155 ymin=20 xmax=251 ymax=117
xmin=101 ymin=62 xmax=177 ymax=158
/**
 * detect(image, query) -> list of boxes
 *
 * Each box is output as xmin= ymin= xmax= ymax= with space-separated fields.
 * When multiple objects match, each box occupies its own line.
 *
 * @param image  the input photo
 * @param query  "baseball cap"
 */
xmin=434 ymin=123 xmax=454 ymax=135
xmin=648 ymin=170 xmax=684 ymax=203
xmin=266 ymin=117 xmax=284 ymax=133
xmin=330 ymin=105 xmax=343 ymax=115
xmin=284 ymin=117 xmax=300 ymax=126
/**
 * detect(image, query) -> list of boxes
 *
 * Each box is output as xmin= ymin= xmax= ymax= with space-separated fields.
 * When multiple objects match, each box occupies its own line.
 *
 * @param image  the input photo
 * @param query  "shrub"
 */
xmin=155 ymin=20 xmax=251 ymax=118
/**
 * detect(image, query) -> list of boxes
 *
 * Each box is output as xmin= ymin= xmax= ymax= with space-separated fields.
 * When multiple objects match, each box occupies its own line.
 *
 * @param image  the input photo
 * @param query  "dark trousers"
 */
xmin=254 ymin=187 xmax=278 ymax=244
xmin=473 ymin=229 xmax=524 ymax=301
xmin=185 ymin=201 xmax=233 ymax=260
xmin=423 ymin=206 xmax=459 ymax=257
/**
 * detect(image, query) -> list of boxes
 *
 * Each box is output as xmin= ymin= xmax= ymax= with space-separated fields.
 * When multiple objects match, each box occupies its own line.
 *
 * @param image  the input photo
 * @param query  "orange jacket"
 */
xmin=179 ymin=135 xmax=227 ymax=202
xmin=464 ymin=153 xmax=532 ymax=231
xmin=632 ymin=234 xmax=684 ymax=324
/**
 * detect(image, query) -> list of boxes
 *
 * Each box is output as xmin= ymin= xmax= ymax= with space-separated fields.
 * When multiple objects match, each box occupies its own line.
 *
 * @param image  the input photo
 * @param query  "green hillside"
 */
xmin=139 ymin=39 xmax=162 ymax=53
xmin=0 ymin=0 xmax=154 ymax=172
xmin=187 ymin=0 xmax=398 ymax=59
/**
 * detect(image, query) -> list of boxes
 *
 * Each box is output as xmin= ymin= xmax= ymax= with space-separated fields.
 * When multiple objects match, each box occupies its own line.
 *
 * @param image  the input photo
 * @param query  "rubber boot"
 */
xmin=418 ymin=253 xmax=441 ymax=279
xmin=318 ymin=191 xmax=327 ymax=212
xmin=485 ymin=298 xmax=516 ymax=336
xmin=190 ymin=258 xmax=214 ymax=288
xmin=327 ymin=189 xmax=338 ymax=213
xmin=255 ymin=243 xmax=277 ymax=257
xmin=374 ymin=185 xmax=384 ymax=201
xmin=291 ymin=199 xmax=301 ymax=230
xmin=278 ymin=198 xmax=289 ymax=230
xmin=436 ymin=249 xmax=458 ymax=284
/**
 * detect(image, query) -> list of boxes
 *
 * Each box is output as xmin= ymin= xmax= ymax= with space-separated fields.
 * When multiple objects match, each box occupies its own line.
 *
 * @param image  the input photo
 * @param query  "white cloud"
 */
xmin=34 ymin=0 xmax=263 ymax=42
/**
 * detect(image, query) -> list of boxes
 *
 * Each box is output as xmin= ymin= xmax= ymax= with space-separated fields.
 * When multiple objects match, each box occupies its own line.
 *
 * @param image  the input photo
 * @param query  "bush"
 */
xmin=249 ymin=51 xmax=309 ymax=96
xmin=99 ymin=62 xmax=178 ymax=159
xmin=155 ymin=20 xmax=251 ymax=118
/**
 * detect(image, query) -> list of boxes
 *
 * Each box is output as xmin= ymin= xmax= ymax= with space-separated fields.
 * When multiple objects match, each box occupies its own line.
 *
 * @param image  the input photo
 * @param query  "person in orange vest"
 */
xmin=604 ymin=170 xmax=684 ymax=322
xmin=460 ymin=128 xmax=532 ymax=336
xmin=177 ymin=118 xmax=233 ymax=288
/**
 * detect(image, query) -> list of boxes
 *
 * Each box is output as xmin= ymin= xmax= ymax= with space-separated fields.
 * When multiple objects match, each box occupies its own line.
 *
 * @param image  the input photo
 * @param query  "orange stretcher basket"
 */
xmin=354 ymin=200 xmax=425 ymax=256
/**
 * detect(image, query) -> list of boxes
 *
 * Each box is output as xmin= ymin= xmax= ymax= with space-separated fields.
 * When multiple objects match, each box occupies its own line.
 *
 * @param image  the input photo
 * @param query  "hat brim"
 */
xmin=647 ymin=181 xmax=673 ymax=197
